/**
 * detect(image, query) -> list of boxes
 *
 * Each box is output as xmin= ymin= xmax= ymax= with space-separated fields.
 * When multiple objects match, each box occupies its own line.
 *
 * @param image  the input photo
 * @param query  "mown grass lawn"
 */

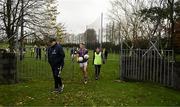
xmin=0 ymin=48 xmax=180 ymax=106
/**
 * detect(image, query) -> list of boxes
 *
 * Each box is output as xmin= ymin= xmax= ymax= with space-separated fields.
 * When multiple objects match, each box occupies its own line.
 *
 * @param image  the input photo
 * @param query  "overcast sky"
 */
xmin=57 ymin=0 xmax=111 ymax=34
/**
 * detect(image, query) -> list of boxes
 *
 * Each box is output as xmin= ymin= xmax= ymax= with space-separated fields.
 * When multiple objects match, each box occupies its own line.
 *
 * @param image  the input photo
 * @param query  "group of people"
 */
xmin=47 ymin=38 xmax=108 ymax=93
xmin=31 ymin=45 xmax=48 ymax=60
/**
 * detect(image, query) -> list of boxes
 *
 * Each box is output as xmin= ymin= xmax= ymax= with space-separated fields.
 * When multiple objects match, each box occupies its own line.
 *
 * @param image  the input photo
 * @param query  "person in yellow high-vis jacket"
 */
xmin=93 ymin=47 xmax=104 ymax=80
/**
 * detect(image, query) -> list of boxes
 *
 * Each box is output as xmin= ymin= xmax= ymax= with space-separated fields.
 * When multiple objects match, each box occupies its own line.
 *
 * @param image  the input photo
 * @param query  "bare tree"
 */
xmin=0 ymin=0 xmax=64 ymax=52
xmin=108 ymin=0 xmax=173 ymax=49
xmin=0 ymin=0 xmax=47 ymax=51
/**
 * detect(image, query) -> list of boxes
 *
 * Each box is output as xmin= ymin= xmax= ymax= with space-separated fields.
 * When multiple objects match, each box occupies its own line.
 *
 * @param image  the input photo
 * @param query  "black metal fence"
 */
xmin=121 ymin=49 xmax=175 ymax=87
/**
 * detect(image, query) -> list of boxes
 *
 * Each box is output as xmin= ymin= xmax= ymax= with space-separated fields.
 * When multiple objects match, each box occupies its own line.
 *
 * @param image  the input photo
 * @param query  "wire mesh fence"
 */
xmin=17 ymin=47 xmax=120 ymax=81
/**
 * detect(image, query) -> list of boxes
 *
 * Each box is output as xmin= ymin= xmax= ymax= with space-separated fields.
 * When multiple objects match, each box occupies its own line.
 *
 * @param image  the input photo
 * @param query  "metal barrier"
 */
xmin=121 ymin=49 xmax=175 ymax=87
xmin=16 ymin=47 xmax=120 ymax=81
xmin=17 ymin=47 xmax=52 ymax=80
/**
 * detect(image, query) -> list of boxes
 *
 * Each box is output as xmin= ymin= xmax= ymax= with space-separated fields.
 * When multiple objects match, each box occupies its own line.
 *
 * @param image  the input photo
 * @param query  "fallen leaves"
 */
xmin=15 ymin=96 xmax=35 ymax=106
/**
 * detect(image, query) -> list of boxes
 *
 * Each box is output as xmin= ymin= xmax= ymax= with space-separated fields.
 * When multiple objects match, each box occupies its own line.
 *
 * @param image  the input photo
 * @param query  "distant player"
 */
xmin=103 ymin=48 xmax=108 ymax=63
xmin=77 ymin=43 xmax=89 ymax=84
xmin=70 ymin=46 xmax=77 ymax=62
xmin=35 ymin=45 xmax=41 ymax=60
xmin=30 ymin=47 xmax=34 ymax=57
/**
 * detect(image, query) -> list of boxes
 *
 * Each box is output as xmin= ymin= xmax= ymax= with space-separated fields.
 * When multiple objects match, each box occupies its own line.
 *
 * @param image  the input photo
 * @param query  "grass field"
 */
xmin=0 ymin=47 xmax=180 ymax=106
xmin=176 ymin=54 xmax=180 ymax=62
xmin=0 ymin=43 xmax=8 ymax=49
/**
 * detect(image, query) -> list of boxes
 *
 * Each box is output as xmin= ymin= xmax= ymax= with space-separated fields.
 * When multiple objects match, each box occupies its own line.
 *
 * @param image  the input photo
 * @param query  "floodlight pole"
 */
xmin=85 ymin=25 xmax=87 ymax=46
xmin=100 ymin=13 xmax=103 ymax=49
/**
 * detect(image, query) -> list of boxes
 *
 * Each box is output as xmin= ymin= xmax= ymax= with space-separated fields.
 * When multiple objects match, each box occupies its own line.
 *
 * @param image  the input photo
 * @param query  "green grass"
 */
xmin=175 ymin=54 xmax=180 ymax=62
xmin=0 ymin=48 xmax=180 ymax=106
xmin=0 ymin=43 xmax=8 ymax=49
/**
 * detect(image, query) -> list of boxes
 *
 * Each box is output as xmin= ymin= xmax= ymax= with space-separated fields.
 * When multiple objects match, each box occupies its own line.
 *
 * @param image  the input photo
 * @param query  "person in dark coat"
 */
xmin=36 ymin=46 xmax=41 ymax=60
xmin=48 ymin=38 xmax=65 ymax=93
xmin=70 ymin=46 xmax=77 ymax=62
xmin=103 ymin=48 xmax=108 ymax=63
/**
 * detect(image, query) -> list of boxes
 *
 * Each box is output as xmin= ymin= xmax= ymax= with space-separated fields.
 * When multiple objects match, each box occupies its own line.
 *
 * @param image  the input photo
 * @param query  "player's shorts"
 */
xmin=79 ymin=61 xmax=88 ymax=68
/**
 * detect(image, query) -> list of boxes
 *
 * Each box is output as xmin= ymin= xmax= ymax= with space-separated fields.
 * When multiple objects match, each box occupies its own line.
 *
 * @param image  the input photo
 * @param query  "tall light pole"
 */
xmin=100 ymin=13 xmax=103 ymax=49
xmin=85 ymin=25 xmax=88 ymax=46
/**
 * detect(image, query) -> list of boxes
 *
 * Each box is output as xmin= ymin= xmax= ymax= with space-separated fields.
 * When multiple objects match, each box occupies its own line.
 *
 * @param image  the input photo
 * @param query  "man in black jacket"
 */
xmin=48 ymin=38 xmax=65 ymax=93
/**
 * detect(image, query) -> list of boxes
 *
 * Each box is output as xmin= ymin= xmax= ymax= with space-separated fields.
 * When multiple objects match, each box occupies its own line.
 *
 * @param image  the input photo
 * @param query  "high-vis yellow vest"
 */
xmin=94 ymin=52 xmax=102 ymax=65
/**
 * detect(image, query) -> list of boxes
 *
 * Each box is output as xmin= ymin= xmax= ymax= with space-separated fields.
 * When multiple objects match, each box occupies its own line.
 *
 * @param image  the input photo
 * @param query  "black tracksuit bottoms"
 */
xmin=95 ymin=65 xmax=101 ymax=78
xmin=51 ymin=65 xmax=62 ymax=89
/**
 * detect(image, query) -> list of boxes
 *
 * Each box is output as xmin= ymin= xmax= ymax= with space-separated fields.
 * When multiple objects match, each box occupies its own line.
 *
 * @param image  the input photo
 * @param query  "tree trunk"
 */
xmin=6 ymin=0 xmax=14 ymax=52
xmin=20 ymin=0 xmax=24 ymax=60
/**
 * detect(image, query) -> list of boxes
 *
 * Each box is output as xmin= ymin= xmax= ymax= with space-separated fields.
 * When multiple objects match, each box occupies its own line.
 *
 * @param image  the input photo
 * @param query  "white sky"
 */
xmin=57 ymin=0 xmax=111 ymax=34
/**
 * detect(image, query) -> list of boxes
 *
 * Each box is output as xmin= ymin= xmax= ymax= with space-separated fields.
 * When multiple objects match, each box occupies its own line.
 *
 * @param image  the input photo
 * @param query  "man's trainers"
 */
xmin=84 ymin=81 xmax=87 ymax=84
xmin=58 ymin=84 xmax=64 ymax=93
xmin=51 ymin=88 xmax=59 ymax=93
